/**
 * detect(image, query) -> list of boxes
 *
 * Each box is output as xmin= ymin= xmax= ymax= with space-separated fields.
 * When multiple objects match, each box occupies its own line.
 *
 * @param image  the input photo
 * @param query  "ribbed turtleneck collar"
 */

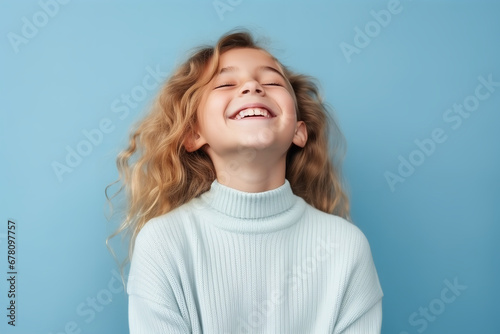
xmin=200 ymin=179 xmax=298 ymax=220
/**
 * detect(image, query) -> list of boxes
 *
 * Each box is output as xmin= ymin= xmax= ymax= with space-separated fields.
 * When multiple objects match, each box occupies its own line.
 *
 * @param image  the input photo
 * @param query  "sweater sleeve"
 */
xmin=126 ymin=223 xmax=191 ymax=334
xmin=337 ymin=300 xmax=382 ymax=333
xmin=333 ymin=228 xmax=384 ymax=334
xmin=129 ymin=294 xmax=190 ymax=333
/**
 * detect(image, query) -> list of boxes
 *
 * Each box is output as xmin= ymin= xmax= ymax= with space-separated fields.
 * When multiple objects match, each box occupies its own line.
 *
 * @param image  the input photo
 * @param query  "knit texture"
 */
xmin=127 ymin=179 xmax=383 ymax=333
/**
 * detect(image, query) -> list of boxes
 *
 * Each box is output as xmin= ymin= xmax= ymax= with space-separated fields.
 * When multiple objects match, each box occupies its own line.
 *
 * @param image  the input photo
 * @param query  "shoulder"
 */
xmin=138 ymin=197 xmax=204 ymax=236
xmin=128 ymin=202 xmax=198 ymax=282
xmin=302 ymin=203 xmax=374 ymax=258
xmin=133 ymin=200 xmax=201 ymax=256
xmin=302 ymin=204 xmax=383 ymax=290
xmin=127 ymin=206 xmax=197 ymax=302
xmin=303 ymin=203 xmax=366 ymax=237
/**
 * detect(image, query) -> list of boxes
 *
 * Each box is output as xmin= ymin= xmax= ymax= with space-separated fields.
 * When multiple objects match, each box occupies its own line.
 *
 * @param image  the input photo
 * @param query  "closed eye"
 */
xmin=214 ymin=83 xmax=236 ymax=89
xmin=215 ymin=82 xmax=282 ymax=89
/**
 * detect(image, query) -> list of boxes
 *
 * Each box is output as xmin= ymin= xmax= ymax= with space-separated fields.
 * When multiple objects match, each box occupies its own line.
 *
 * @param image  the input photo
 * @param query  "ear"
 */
xmin=184 ymin=130 xmax=207 ymax=152
xmin=292 ymin=121 xmax=307 ymax=148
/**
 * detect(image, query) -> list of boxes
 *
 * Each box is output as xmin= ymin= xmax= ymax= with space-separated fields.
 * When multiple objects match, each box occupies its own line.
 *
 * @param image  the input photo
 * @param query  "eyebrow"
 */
xmin=218 ymin=65 xmax=286 ymax=80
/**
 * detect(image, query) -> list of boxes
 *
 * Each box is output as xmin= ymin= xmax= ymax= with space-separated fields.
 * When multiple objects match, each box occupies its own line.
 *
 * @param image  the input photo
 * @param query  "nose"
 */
xmin=240 ymin=79 xmax=264 ymax=95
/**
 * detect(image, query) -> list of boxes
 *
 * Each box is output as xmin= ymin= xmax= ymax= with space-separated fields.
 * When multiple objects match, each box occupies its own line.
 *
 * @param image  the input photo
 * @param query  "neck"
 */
xmin=211 ymin=153 xmax=287 ymax=193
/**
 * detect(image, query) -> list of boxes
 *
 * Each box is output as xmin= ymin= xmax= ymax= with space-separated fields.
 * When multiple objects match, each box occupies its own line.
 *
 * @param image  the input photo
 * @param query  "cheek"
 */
xmin=203 ymin=94 xmax=226 ymax=114
xmin=197 ymin=95 xmax=215 ymax=123
xmin=279 ymin=94 xmax=298 ymax=121
xmin=196 ymin=98 xmax=226 ymax=136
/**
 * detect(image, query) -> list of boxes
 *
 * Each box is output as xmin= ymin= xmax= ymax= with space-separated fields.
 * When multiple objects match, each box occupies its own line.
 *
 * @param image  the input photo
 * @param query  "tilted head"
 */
xmin=110 ymin=29 xmax=350 ymax=264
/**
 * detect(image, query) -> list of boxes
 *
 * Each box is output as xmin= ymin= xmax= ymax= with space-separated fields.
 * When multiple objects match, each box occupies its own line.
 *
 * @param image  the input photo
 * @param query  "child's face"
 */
xmin=190 ymin=47 xmax=307 ymax=165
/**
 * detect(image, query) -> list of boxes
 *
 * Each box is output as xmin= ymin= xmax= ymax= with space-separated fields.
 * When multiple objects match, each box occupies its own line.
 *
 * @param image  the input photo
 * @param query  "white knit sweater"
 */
xmin=127 ymin=179 xmax=383 ymax=333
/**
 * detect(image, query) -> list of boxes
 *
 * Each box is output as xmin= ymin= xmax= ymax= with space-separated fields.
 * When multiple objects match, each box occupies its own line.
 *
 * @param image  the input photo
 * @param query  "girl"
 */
xmin=111 ymin=29 xmax=383 ymax=333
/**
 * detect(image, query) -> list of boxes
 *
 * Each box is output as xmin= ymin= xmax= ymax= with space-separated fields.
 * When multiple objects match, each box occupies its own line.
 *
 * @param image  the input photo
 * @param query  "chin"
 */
xmin=237 ymin=128 xmax=278 ymax=149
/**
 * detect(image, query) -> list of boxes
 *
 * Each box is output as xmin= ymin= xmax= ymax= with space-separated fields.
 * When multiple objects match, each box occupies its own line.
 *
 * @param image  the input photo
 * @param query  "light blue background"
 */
xmin=1 ymin=0 xmax=499 ymax=333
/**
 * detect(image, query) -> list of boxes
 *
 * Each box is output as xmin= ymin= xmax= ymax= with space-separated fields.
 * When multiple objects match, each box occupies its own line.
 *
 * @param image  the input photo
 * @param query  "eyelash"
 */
xmin=215 ymin=83 xmax=282 ymax=89
xmin=215 ymin=84 xmax=234 ymax=89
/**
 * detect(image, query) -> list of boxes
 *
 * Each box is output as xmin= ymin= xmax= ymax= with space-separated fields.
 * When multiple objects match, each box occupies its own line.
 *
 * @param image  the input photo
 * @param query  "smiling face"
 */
xmin=188 ymin=47 xmax=307 ymax=171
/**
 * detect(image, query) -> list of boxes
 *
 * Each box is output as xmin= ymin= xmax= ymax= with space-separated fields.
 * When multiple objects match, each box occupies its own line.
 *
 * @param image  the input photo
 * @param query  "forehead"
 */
xmin=217 ymin=48 xmax=281 ymax=71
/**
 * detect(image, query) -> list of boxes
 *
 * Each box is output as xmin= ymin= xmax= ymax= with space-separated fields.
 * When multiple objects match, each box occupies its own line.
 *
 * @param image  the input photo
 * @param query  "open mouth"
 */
xmin=230 ymin=107 xmax=275 ymax=120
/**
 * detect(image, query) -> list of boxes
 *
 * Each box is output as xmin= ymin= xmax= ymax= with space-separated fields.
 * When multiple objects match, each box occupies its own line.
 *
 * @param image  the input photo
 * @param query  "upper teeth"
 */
xmin=234 ymin=108 xmax=272 ymax=120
